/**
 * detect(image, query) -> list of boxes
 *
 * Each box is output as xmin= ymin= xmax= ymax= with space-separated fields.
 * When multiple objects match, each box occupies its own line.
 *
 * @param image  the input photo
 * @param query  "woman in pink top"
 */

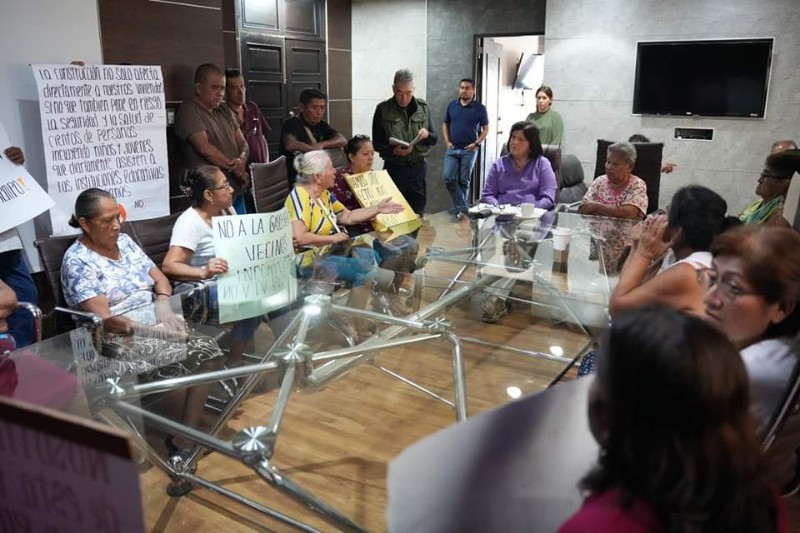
xmin=561 ymin=306 xmax=787 ymax=532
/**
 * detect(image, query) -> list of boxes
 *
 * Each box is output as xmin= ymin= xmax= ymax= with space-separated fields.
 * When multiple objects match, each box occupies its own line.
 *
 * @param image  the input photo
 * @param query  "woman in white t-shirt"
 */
xmin=163 ymin=165 xmax=257 ymax=364
xmin=610 ymin=185 xmax=740 ymax=317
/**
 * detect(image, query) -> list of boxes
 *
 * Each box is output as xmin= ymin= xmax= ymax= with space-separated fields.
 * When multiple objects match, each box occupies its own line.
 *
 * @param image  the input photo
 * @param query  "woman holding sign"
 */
xmin=286 ymin=151 xmax=403 ymax=336
xmin=332 ymin=135 xmax=419 ymax=314
xmin=162 ymin=165 xmax=260 ymax=365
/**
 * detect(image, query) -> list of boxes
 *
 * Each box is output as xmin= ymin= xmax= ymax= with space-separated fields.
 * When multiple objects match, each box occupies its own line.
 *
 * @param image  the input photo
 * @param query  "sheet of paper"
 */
xmin=31 ymin=64 xmax=170 ymax=235
xmin=387 ymin=378 xmax=598 ymax=533
xmin=344 ymin=169 xmax=422 ymax=235
xmin=212 ymin=209 xmax=297 ymax=323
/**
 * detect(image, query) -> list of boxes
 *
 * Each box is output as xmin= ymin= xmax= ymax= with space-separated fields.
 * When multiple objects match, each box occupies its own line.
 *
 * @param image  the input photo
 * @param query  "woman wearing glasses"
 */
xmin=162 ymin=166 xmax=260 ymax=365
xmin=739 ymin=149 xmax=800 ymax=226
xmin=705 ymin=225 xmax=800 ymax=428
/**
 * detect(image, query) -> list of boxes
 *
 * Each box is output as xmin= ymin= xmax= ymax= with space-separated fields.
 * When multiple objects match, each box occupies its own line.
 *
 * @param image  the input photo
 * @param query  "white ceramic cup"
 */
xmin=520 ymin=203 xmax=536 ymax=217
xmin=552 ymin=227 xmax=572 ymax=251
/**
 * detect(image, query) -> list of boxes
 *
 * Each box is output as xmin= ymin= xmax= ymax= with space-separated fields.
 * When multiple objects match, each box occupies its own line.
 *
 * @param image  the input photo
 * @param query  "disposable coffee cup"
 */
xmin=552 ymin=227 xmax=572 ymax=251
xmin=520 ymin=203 xmax=536 ymax=217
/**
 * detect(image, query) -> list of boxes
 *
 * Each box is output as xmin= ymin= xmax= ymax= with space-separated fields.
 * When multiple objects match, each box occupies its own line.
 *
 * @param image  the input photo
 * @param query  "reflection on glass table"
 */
xmin=0 ymin=212 xmax=636 ymax=531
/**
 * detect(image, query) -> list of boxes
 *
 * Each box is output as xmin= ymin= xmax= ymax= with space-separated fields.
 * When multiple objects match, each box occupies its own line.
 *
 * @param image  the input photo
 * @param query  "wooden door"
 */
xmin=237 ymin=0 xmax=326 ymax=159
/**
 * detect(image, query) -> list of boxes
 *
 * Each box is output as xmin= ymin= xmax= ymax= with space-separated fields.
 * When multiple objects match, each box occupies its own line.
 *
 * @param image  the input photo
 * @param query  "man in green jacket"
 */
xmin=372 ymin=69 xmax=438 ymax=216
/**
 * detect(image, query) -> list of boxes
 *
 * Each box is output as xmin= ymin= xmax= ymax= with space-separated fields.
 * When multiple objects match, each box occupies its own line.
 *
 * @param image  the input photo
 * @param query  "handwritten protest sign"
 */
xmin=32 ymin=64 xmax=169 ymax=235
xmin=0 ymin=396 xmax=145 ymax=532
xmin=344 ymin=170 xmax=422 ymax=237
xmin=0 ymin=137 xmax=55 ymax=233
xmin=212 ymin=209 xmax=297 ymax=323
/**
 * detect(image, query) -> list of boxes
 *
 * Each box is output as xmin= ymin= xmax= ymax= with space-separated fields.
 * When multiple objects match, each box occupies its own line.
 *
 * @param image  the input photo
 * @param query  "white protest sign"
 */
xmin=212 ymin=209 xmax=297 ymax=323
xmin=32 ymin=64 xmax=169 ymax=235
xmin=0 ymin=396 xmax=145 ymax=532
xmin=0 ymin=148 xmax=55 ymax=234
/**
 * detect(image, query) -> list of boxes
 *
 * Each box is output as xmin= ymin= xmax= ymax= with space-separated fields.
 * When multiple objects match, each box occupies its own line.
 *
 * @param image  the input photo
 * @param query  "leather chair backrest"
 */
xmin=251 ymin=156 xmax=290 ymax=213
xmin=762 ymin=346 xmax=800 ymax=493
xmin=35 ymin=234 xmax=79 ymax=309
xmin=326 ymin=148 xmax=348 ymax=169
xmin=594 ymin=139 xmax=663 ymax=214
xmin=542 ymin=143 xmax=562 ymax=189
xmin=560 ymin=154 xmax=584 ymax=187
xmin=127 ymin=212 xmax=182 ymax=267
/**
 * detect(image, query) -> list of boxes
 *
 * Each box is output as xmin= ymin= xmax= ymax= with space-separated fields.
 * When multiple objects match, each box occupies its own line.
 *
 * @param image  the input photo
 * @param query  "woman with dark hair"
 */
xmin=561 ymin=306 xmax=786 ymax=532
xmin=480 ymin=121 xmax=556 ymax=209
xmin=162 ymin=165 xmax=260 ymax=364
xmin=705 ymin=225 xmax=800 ymax=427
xmin=609 ymin=185 xmax=739 ymax=316
xmin=331 ymin=135 xmax=418 ymax=313
xmin=525 ymin=85 xmax=564 ymax=146
xmin=478 ymin=121 xmax=557 ymax=322
xmin=61 ymin=188 xmax=223 ymax=459
xmin=740 ymin=149 xmax=800 ymax=226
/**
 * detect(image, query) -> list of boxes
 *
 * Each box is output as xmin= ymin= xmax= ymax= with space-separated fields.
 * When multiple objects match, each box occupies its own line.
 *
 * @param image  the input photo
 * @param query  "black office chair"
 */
xmin=593 ymin=139 xmax=663 ymax=214
xmin=251 ymin=156 xmax=290 ymax=213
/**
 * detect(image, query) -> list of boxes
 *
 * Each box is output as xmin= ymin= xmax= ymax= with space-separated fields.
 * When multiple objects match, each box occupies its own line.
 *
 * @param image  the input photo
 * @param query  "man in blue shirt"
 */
xmin=441 ymin=79 xmax=489 ymax=221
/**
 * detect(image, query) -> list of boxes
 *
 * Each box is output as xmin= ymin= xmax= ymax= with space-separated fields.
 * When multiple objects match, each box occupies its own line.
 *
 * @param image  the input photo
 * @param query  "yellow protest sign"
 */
xmin=344 ymin=170 xmax=422 ymax=236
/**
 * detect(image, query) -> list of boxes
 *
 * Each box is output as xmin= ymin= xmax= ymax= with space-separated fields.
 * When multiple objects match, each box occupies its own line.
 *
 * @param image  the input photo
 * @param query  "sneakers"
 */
xmin=481 ymin=295 xmax=509 ymax=323
xmin=449 ymin=211 xmax=467 ymax=223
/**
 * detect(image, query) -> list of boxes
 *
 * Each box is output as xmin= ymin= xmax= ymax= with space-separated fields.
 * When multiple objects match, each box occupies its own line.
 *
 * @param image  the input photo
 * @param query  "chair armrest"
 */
xmin=16 ymin=302 xmax=43 ymax=344
xmin=54 ymin=306 xmax=104 ymax=350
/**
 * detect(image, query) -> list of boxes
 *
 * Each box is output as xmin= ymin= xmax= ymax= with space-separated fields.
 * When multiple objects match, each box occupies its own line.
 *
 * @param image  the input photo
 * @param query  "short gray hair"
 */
xmin=607 ymin=142 xmax=637 ymax=167
xmin=393 ymin=69 xmax=414 ymax=87
xmin=293 ymin=150 xmax=332 ymax=185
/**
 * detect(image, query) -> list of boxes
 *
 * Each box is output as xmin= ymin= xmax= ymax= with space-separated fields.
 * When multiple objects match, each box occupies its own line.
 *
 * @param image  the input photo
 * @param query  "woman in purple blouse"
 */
xmin=480 ymin=121 xmax=557 ymax=209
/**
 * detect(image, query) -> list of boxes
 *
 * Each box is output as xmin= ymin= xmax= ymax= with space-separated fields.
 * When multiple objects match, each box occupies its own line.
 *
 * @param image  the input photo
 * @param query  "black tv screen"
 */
xmin=633 ymin=39 xmax=773 ymax=118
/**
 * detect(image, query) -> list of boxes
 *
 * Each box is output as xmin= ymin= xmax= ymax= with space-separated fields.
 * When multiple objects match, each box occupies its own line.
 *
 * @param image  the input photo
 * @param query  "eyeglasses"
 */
xmin=706 ymin=270 xmax=758 ymax=300
xmin=209 ymin=179 xmax=232 ymax=191
xmin=759 ymin=171 xmax=787 ymax=182
xmin=352 ymin=134 xmax=371 ymax=141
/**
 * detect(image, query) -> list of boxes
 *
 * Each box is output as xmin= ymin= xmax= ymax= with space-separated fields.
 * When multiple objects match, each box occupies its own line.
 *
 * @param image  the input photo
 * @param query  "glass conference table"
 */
xmin=2 ymin=209 xmax=636 ymax=532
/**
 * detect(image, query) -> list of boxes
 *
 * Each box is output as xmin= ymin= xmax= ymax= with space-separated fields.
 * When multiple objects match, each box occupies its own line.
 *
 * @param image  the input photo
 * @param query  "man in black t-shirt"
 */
xmin=279 ymin=88 xmax=346 ymax=185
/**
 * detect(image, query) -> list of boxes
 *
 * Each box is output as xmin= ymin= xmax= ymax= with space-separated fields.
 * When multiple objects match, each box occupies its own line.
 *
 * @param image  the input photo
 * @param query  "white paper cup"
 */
xmin=552 ymin=227 xmax=572 ymax=251
xmin=520 ymin=203 xmax=536 ymax=217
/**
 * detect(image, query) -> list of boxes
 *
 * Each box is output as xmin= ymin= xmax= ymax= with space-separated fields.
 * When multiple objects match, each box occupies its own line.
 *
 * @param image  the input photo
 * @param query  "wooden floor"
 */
xmin=136 ymin=213 xmax=800 ymax=532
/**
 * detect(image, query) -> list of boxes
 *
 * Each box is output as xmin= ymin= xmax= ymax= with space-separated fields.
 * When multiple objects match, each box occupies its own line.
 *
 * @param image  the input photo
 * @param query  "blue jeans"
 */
xmin=443 ymin=148 xmax=478 ymax=215
xmin=0 ymin=249 xmax=38 ymax=347
xmin=300 ymin=246 xmax=377 ymax=288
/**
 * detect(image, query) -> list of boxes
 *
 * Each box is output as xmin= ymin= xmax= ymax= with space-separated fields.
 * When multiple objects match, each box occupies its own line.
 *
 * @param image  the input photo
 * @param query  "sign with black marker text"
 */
xmin=32 ymin=64 xmax=169 ymax=235
xmin=212 ymin=209 xmax=297 ymax=323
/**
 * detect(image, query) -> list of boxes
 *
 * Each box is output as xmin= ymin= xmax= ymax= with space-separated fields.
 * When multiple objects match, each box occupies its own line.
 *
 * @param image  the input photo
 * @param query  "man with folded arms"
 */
xmin=175 ymin=63 xmax=250 ymax=213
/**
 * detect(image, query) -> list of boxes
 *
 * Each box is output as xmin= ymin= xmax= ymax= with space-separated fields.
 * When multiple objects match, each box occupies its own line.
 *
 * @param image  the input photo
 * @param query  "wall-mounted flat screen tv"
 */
xmin=632 ymin=39 xmax=773 ymax=118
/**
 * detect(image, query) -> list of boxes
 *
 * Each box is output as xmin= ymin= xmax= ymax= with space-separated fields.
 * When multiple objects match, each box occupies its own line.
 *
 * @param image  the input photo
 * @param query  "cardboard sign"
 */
xmin=0 ymin=131 xmax=55 ymax=233
xmin=212 ymin=209 xmax=297 ymax=323
xmin=344 ymin=170 xmax=422 ymax=237
xmin=31 ymin=64 xmax=169 ymax=235
xmin=0 ymin=396 xmax=145 ymax=532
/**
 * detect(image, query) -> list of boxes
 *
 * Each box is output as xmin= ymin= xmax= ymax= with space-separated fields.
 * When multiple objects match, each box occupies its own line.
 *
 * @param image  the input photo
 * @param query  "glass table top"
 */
xmin=0 ymin=208 xmax=636 ymax=531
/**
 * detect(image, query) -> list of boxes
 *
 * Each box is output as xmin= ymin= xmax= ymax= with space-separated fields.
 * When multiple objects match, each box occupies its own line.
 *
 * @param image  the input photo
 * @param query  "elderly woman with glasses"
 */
xmin=704 ymin=225 xmax=800 ymax=428
xmin=740 ymin=149 xmax=800 ymax=226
